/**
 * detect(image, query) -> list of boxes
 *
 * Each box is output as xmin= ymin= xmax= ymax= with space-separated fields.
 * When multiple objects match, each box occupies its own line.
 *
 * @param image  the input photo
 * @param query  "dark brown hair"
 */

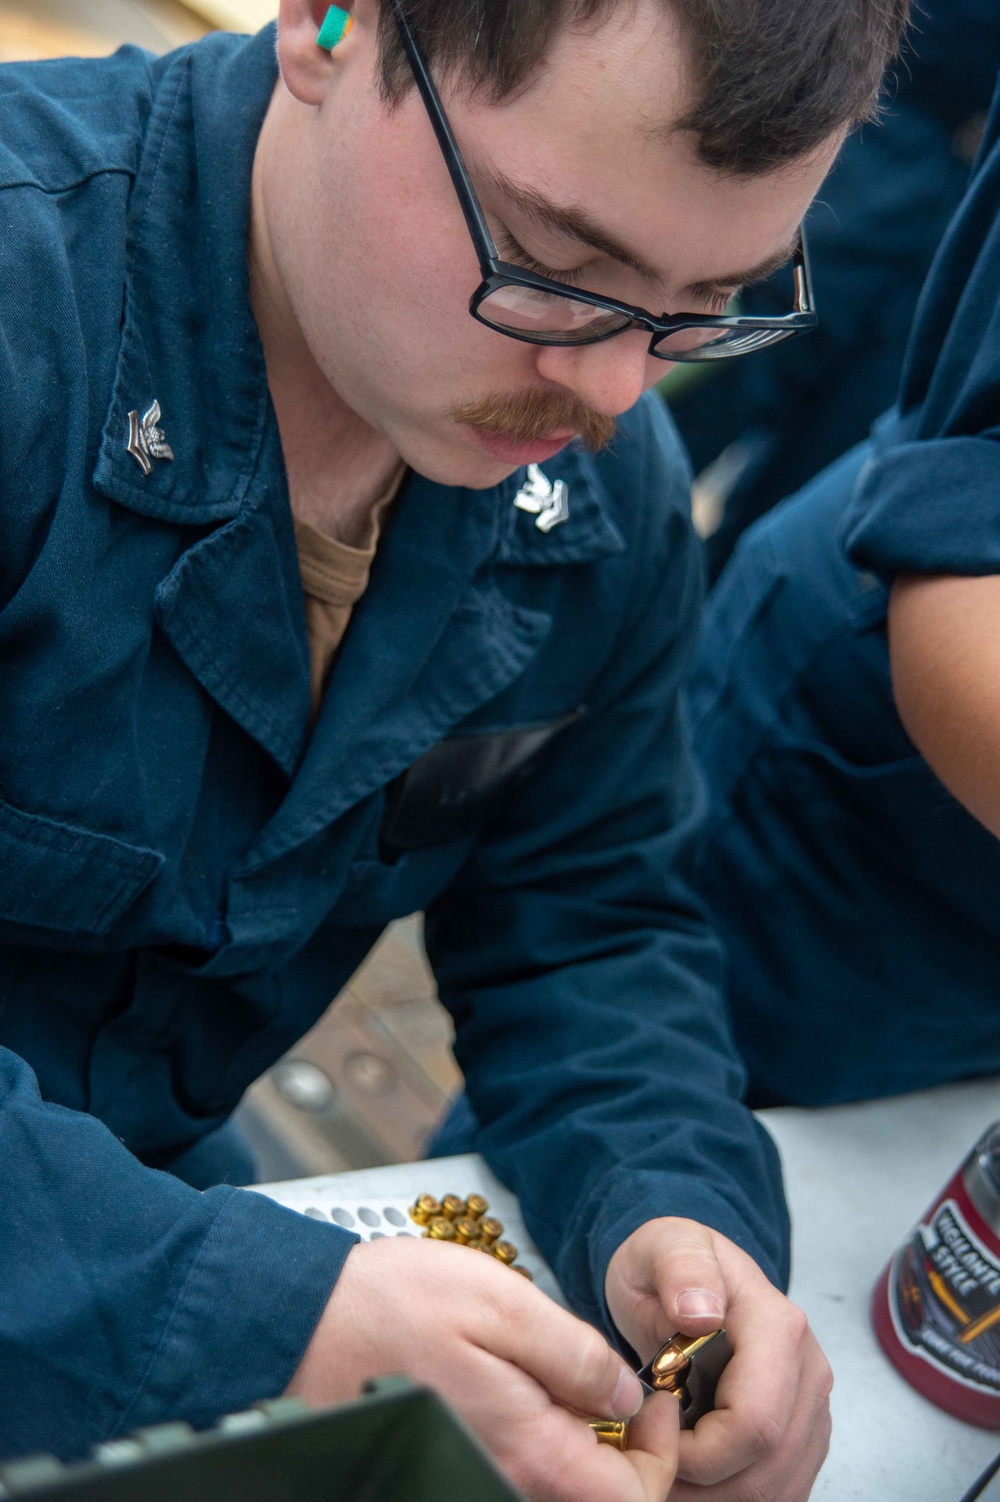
xmin=376 ymin=0 xmax=911 ymax=175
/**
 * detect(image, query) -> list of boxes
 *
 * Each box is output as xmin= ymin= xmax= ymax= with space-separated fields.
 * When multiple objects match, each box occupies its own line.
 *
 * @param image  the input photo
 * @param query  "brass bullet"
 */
xmin=513 ymin=1265 xmax=533 ymax=1280
xmin=454 ymin=1217 xmax=480 ymax=1245
xmin=649 ymin=1332 xmax=722 ymax=1394
xmin=478 ymin=1217 xmax=503 ymax=1245
xmin=493 ymin=1240 xmax=518 ymax=1265
xmin=409 ymin=1194 xmax=442 ymax=1226
xmin=465 ymin=1194 xmax=489 ymax=1220
xmin=588 ymin=1419 xmax=629 ymax=1451
xmin=425 ymin=1216 xmax=457 ymax=1241
xmin=441 ymin=1194 xmax=466 ymax=1220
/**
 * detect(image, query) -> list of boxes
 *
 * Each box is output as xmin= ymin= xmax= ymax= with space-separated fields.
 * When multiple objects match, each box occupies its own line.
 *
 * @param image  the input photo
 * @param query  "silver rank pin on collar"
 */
xmin=126 ymin=400 xmax=175 ymax=477
xmin=513 ymin=464 xmax=570 ymax=533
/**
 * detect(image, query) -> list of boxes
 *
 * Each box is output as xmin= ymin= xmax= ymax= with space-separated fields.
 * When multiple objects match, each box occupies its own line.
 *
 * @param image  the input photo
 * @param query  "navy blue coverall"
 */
xmin=689 ymin=84 xmax=1000 ymax=1108
xmin=0 ymin=27 xmax=786 ymax=1460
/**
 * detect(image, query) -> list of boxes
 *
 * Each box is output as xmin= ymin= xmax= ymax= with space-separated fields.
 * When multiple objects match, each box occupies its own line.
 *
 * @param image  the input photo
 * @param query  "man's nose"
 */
xmin=533 ymin=328 xmax=661 ymax=418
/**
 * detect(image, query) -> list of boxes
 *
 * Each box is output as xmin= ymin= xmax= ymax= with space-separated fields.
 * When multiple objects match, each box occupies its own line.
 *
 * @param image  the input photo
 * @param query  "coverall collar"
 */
xmin=86 ymin=23 xmax=624 ymax=803
xmin=92 ymin=25 xmax=281 ymax=526
xmin=89 ymin=23 xmax=624 ymax=560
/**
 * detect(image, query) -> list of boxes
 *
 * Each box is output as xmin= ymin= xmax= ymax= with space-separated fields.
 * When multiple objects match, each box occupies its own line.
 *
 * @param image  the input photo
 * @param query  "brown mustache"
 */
xmin=453 ymin=391 xmax=617 ymax=453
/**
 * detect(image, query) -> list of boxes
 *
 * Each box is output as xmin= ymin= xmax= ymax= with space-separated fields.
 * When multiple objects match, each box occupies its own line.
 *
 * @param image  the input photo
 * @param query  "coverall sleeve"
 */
xmin=0 ymin=1046 xmax=357 ymax=1462
xmin=843 ymin=82 xmax=1000 ymax=581
xmin=423 ymin=405 xmax=789 ymax=1334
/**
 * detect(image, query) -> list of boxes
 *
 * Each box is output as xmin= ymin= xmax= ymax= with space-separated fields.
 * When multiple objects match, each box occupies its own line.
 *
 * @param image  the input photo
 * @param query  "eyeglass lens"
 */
xmin=478 ymin=281 xmax=797 ymax=360
xmin=477 ymin=283 xmax=633 ymax=341
xmin=650 ymin=326 xmax=797 ymax=360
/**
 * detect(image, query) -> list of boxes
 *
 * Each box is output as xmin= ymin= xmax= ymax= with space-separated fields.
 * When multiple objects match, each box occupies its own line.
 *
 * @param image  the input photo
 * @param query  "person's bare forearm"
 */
xmin=889 ymin=573 xmax=1000 ymax=840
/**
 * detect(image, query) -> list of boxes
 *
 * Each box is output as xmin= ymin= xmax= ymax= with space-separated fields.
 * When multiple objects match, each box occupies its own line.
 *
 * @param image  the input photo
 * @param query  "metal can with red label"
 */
xmin=872 ymin=1121 xmax=1000 ymax=1428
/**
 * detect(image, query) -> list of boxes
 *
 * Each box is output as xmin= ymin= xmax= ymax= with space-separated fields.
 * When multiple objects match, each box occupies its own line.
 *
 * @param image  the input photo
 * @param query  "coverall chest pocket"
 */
xmin=0 ymin=793 xmax=162 ymax=939
xmin=337 ymin=714 xmax=583 ymax=926
xmin=379 ymin=712 xmax=584 ymax=856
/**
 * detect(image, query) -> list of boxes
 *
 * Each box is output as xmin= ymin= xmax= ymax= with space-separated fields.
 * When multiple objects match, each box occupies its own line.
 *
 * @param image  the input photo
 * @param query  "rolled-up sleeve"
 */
xmin=844 ymin=84 xmax=1000 ymax=582
xmin=846 ymin=431 xmax=1000 ymax=578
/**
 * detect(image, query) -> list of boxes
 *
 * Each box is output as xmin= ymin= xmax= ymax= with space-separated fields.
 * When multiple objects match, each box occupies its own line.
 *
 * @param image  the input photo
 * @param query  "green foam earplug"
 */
xmin=317 ymin=6 xmax=353 ymax=50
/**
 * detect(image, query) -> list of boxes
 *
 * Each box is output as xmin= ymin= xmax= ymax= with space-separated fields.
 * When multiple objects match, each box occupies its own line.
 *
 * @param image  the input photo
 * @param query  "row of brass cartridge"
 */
xmin=409 ymin=1192 xmax=533 ymax=1279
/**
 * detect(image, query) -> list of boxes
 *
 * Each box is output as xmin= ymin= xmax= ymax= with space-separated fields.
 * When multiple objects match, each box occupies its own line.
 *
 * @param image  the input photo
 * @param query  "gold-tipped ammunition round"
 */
xmin=465 ymin=1194 xmax=489 ymax=1220
xmin=493 ymin=1240 xmax=518 ymax=1265
xmin=409 ymin=1194 xmax=442 ymax=1226
xmin=454 ymin=1217 xmax=480 ymax=1245
xmin=478 ymin=1217 xmax=503 ymax=1244
xmin=649 ymin=1332 xmax=722 ymax=1392
xmin=649 ymin=1351 xmax=687 ymax=1393
xmin=513 ymin=1265 xmax=533 ymax=1280
xmin=426 ymin=1216 xmax=457 ymax=1241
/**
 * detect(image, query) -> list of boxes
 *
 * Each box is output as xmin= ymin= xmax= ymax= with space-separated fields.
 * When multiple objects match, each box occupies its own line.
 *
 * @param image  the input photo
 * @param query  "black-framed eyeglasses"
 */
xmin=386 ymin=0 xmax=818 ymax=362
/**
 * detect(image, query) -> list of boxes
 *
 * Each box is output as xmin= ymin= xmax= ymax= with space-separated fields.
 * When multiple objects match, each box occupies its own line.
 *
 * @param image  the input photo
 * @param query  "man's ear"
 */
xmin=276 ymin=0 xmax=378 ymax=107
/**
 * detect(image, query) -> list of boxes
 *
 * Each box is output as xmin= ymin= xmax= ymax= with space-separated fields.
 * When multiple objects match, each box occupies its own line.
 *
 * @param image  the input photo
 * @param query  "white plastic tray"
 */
xmin=252 ymin=1156 xmax=566 ymax=1308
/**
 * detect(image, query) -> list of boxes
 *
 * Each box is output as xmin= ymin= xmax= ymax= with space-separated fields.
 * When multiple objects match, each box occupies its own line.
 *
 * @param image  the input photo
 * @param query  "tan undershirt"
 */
xmin=294 ymin=466 xmax=406 ymax=716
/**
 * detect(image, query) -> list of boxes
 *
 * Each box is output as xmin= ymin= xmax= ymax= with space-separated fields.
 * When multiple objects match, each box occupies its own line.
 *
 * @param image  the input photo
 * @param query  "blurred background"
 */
xmin=0 ymin=1 xmax=271 ymax=60
xmin=670 ymin=2 xmax=999 ymax=577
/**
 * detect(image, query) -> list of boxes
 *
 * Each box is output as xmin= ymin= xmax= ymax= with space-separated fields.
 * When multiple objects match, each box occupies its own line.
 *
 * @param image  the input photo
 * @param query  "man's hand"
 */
xmin=288 ymin=1236 xmax=680 ymax=1502
xmin=606 ymin=1219 xmax=832 ymax=1501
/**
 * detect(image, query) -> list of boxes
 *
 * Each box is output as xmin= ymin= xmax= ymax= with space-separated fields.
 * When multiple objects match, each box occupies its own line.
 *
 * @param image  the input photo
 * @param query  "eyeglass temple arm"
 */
xmin=794 ymin=231 xmax=815 ymax=315
xmin=386 ymin=0 xmax=501 ymax=268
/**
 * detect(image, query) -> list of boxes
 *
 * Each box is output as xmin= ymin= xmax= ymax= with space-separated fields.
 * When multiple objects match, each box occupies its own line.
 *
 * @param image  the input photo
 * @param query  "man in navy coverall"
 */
xmin=689 ymin=82 xmax=1000 ymax=1113
xmin=0 ymin=0 xmax=905 ymax=1495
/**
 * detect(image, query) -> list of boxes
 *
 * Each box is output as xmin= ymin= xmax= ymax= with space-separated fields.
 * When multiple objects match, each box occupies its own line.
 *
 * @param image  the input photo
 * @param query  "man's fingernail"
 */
xmin=676 ymin=1289 xmax=724 ymax=1321
xmin=611 ymin=1365 xmax=645 ymax=1419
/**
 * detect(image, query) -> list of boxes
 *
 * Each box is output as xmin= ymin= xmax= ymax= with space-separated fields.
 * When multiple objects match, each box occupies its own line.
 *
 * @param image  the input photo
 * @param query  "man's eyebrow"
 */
xmin=480 ymin=162 xmax=800 ymax=303
xmin=683 ymin=237 xmax=801 ymax=302
xmin=480 ymin=164 xmax=665 ymax=284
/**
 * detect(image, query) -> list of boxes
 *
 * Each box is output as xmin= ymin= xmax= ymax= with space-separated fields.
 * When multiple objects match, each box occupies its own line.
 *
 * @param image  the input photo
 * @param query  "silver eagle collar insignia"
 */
xmin=126 ymin=400 xmax=175 ymax=477
xmin=513 ymin=464 xmax=570 ymax=533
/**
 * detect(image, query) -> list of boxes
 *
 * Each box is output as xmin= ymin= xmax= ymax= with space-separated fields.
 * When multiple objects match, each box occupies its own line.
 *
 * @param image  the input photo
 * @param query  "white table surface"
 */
xmin=760 ymin=1077 xmax=1000 ymax=1500
xmin=257 ymin=1074 xmax=1000 ymax=1500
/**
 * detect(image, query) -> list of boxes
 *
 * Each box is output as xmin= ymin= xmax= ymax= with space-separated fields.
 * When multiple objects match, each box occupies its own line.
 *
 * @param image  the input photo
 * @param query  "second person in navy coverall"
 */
xmin=690 ymin=81 xmax=1000 ymax=1111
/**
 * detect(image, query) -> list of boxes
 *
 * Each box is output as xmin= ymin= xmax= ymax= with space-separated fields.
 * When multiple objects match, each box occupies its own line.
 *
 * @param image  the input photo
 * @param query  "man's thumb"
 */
xmin=655 ymin=1220 xmax=727 ymax=1334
